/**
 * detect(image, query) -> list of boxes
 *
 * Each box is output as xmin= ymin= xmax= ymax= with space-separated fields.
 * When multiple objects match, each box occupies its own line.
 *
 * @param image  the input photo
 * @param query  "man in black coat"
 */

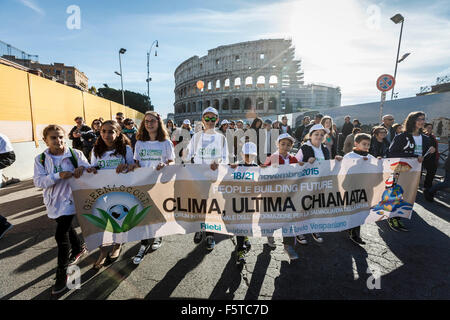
xmin=68 ymin=116 xmax=92 ymax=152
xmin=380 ymin=114 xmax=396 ymax=144
xmin=341 ymin=115 xmax=354 ymax=139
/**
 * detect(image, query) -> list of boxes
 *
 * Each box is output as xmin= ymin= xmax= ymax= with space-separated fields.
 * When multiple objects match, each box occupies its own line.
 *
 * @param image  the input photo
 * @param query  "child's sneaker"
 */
xmin=68 ymin=244 xmax=88 ymax=266
xmin=52 ymin=268 xmax=68 ymax=295
xmin=311 ymin=233 xmax=323 ymax=243
xmin=236 ymin=249 xmax=246 ymax=264
xmin=133 ymin=244 xmax=151 ymax=265
xmin=193 ymin=232 xmax=203 ymax=244
xmin=267 ymin=236 xmax=276 ymax=248
xmin=205 ymin=235 xmax=215 ymax=251
xmin=295 ymin=234 xmax=308 ymax=245
xmin=396 ymin=219 xmax=409 ymax=232
xmin=387 ymin=218 xmax=400 ymax=231
xmin=283 ymin=244 xmax=299 ymax=261
xmin=151 ymin=237 xmax=163 ymax=250
xmin=244 ymin=237 xmax=251 ymax=252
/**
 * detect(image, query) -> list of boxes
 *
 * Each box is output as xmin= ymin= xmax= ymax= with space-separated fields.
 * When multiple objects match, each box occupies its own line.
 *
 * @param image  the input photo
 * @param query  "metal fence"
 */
xmin=0 ymin=40 xmax=38 ymax=67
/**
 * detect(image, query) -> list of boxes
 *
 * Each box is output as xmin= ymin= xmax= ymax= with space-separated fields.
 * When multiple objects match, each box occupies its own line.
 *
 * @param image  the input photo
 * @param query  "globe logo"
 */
xmin=108 ymin=204 xmax=129 ymax=220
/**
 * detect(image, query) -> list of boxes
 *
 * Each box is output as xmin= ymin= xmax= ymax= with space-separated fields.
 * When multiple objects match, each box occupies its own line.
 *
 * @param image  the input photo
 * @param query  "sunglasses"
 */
xmin=203 ymin=116 xmax=217 ymax=122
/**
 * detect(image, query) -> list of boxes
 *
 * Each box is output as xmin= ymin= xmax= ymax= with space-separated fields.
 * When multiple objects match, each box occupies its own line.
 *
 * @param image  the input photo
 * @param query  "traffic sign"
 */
xmin=376 ymin=74 xmax=395 ymax=92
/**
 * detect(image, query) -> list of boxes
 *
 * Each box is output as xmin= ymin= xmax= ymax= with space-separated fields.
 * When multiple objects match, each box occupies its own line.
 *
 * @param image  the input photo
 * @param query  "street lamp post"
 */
xmin=391 ymin=14 xmax=404 ymax=100
xmin=118 ymin=48 xmax=126 ymax=105
xmin=147 ymin=40 xmax=158 ymax=110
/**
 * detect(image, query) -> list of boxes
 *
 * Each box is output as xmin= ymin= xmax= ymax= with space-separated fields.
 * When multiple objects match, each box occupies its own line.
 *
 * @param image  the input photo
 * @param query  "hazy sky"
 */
xmin=1 ymin=0 xmax=449 ymax=118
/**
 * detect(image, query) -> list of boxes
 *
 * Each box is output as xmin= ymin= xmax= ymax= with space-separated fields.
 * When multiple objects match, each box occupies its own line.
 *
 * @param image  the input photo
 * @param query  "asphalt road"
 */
xmin=0 ymin=179 xmax=449 ymax=300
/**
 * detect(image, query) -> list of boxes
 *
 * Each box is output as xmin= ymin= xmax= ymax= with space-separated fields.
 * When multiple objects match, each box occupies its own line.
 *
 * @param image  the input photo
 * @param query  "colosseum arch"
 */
xmin=268 ymin=97 xmax=277 ymax=110
xmin=213 ymin=99 xmax=220 ymax=109
xmin=232 ymin=98 xmax=240 ymax=110
xmin=207 ymin=81 xmax=212 ymax=92
xmin=187 ymin=102 xmax=191 ymax=113
xmin=256 ymin=97 xmax=264 ymax=110
xmin=206 ymin=100 xmax=211 ymax=108
xmin=245 ymin=76 xmax=253 ymax=88
xmin=257 ymin=76 xmax=265 ymax=88
xmin=192 ymin=102 xmax=196 ymax=113
xmin=244 ymin=97 xmax=252 ymax=110
xmin=215 ymin=79 xmax=220 ymax=91
xmin=224 ymin=78 xmax=230 ymax=90
xmin=222 ymin=99 xmax=229 ymax=110
xmin=269 ymin=75 xmax=278 ymax=88
xmin=234 ymin=78 xmax=241 ymax=89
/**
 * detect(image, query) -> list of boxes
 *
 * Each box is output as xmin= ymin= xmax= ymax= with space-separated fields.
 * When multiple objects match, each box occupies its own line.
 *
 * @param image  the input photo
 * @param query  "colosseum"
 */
xmin=173 ymin=39 xmax=340 ymax=125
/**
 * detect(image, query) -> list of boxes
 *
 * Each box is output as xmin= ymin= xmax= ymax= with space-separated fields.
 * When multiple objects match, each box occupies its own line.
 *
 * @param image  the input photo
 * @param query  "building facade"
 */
xmin=173 ymin=39 xmax=340 ymax=125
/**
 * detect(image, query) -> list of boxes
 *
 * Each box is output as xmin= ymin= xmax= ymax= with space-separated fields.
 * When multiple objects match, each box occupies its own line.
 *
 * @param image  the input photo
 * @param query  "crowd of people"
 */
xmin=0 ymin=107 xmax=448 ymax=295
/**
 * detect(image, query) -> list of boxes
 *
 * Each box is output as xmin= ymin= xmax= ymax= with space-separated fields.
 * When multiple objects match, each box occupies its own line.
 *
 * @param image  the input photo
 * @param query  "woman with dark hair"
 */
xmin=80 ymin=119 xmax=102 ymax=160
xmin=353 ymin=119 xmax=361 ymax=128
xmin=369 ymin=126 xmax=390 ymax=158
xmin=392 ymin=123 xmax=403 ymax=136
xmin=387 ymin=111 xmax=436 ymax=232
xmin=250 ymin=117 xmax=263 ymax=164
xmin=321 ymin=116 xmax=338 ymax=158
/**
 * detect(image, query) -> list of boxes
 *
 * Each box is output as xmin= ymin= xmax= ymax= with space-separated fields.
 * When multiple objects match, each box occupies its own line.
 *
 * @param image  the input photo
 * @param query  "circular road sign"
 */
xmin=377 ymin=74 xmax=395 ymax=92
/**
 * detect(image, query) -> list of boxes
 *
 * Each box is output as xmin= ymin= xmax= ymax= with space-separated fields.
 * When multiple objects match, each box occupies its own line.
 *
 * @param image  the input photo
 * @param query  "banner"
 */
xmin=69 ymin=158 xmax=421 ymax=250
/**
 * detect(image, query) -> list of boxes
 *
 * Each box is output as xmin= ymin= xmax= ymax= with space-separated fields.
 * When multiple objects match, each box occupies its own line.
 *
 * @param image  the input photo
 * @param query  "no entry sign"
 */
xmin=377 ymin=74 xmax=395 ymax=92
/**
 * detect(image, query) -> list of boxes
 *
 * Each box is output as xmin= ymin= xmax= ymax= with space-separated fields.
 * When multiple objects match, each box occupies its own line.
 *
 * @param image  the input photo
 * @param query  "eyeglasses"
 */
xmin=203 ymin=116 xmax=217 ymax=122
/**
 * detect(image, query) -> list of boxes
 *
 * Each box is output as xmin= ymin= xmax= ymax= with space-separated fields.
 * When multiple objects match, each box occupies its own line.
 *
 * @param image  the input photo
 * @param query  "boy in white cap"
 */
xmin=230 ymin=142 xmax=258 ymax=264
xmin=294 ymin=124 xmax=343 ymax=245
xmin=185 ymin=107 xmax=229 ymax=251
xmin=262 ymin=133 xmax=301 ymax=261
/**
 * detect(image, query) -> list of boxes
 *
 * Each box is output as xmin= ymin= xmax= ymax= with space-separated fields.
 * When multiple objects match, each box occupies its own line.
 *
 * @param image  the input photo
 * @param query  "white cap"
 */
xmin=309 ymin=124 xmax=330 ymax=134
xmin=183 ymin=119 xmax=191 ymax=125
xmin=277 ymin=133 xmax=295 ymax=143
xmin=202 ymin=107 xmax=219 ymax=116
xmin=220 ymin=119 xmax=229 ymax=126
xmin=242 ymin=142 xmax=257 ymax=155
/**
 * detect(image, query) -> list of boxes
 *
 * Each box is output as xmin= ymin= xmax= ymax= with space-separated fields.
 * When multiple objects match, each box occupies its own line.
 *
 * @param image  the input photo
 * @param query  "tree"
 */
xmin=437 ymin=121 xmax=443 ymax=136
xmin=88 ymin=86 xmax=97 ymax=95
xmin=97 ymin=87 xmax=153 ymax=113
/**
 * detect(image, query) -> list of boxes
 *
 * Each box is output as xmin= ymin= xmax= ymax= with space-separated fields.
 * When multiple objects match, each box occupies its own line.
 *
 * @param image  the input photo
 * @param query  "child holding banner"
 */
xmin=387 ymin=111 xmax=435 ymax=231
xmin=262 ymin=133 xmax=300 ymax=261
xmin=230 ymin=142 xmax=257 ymax=264
xmin=294 ymin=124 xmax=343 ymax=245
xmin=86 ymin=120 xmax=136 ymax=270
xmin=131 ymin=111 xmax=175 ymax=265
xmin=33 ymin=125 xmax=90 ymax=295
xmin=184 ymin=107 xmax=229 ymax=251
xmin=343 ymin=133 xmax=376 ymax=245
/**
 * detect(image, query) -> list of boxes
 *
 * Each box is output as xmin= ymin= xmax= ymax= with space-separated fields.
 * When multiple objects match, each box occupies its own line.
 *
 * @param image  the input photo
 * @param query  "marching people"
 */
xmin=87 ymin=120 xmax=136 ymax=270
xmin=369 ymin=126 xmax=390 ymax=158
xmin=423 ymin=122 xmax=440 ymax=194
xmin=321 ymin=116 xmax=338 ymax=158
xmin=131 ymin=111 xmax=175 ymax=265
xmin=115 ymin=112 xmax=126 ymax=129
xmin=80 ymin=119 xmax=102 ymax=160
xmin=392 ymin=123 xmax=403 ymax=136
xmin=280 ymin=116 xmax=293 ymax=135
xmin=341 ymin=115 xmax=354 ymax=140
xmin=294 ymin=124 xmax=343 ymax=245
xmin=0 ymin=132 xmax=16 ymax=239
xmin=33 ymin=125 xmax=90 ymax=294
xmin=343 ymin=127 xmax=362 ymax=154
xmin=230 ymin=142 xmax=258 ymax=264
xmin=424 ymin=139 xmax=449 ymax=202
xmin=387 ymin=111 xmax=435 ymax=232
xmin=343 ymin=133 xmax=377 ymax=245
xmin=301 ymin=113 xmax=323 ymax=141
xmin=261 ymin=133 xmax=302 ymax=260
xmin=184 ymin=107 xmax=229 ymax=251
xmin=380 ymin=114 xmax=396 ymax=144
xmin=294 ymin=116 xmax=310 ymax=142
xmin=68 ymin=116 xmax=92 ymax=156
xmin=123 ymin=118 xmax=138 ymax=150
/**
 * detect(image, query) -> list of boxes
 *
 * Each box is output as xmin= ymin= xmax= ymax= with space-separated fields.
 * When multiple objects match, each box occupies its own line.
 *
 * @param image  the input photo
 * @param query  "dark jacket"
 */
xmin=369 ymin=137 xmax=390 ymax=158
xmin=69 ymin=125 xmax=92 ymax=150
xmin=279 ymin=125 xmax=293 ymax=136
xmin=341 ymin=122 xmax=354 ymax=138
xmin=300 ymin=143 xmax=331 ymax=162
xmin=387 ymin=132 xmax=431 ymax=159
xmin=380 ymin=123 xmax=396 ymax=144
xmin=294 ymin=125 xmax=306 ymax=141
xmin=123 ymin=128 xmax=137 ymax=149
xmin=0 ymin=151 xmax=16 ymax=169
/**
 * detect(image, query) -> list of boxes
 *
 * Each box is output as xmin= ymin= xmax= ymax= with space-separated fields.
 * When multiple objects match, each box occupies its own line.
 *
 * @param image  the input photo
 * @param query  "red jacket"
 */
xmin=263 ymin=153 xmax=298 ymax=166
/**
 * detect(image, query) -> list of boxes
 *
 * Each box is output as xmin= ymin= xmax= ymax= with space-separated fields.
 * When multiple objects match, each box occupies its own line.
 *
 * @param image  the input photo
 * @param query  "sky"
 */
xmin=1 ymin=0 xmax=449 ymax=119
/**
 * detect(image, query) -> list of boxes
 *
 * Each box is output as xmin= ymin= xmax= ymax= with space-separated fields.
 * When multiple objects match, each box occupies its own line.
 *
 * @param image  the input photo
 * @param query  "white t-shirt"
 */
xmin=186 ymin=131 xmax=229 ymax=164
xmin=295 ymin=141 xmax=325 ymax=162
xmin=343 ymin=151 xmax=376 ymax=160
xmin=0 ymin=133 xmax=14 ymax=178
xmin=413 ymin=135 xmax=423 ymax=156
xmin=134 ymin=139 xmax=175 ymax=168
xmin=91 ymin=145 xmax=134 ymax=169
